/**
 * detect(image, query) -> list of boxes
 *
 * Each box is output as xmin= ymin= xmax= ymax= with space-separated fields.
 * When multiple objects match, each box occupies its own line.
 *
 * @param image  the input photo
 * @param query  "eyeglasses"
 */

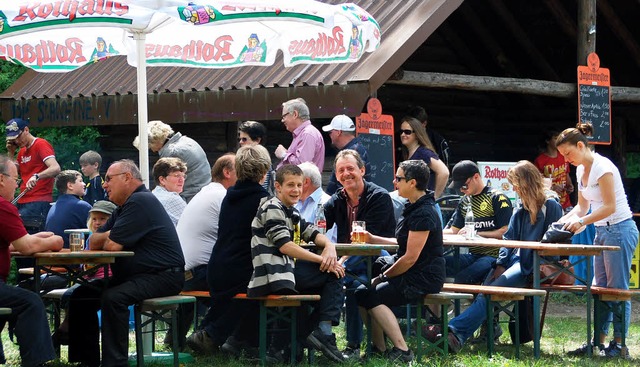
xmin=104 ymin=172 xmax=127 ymax=182
xmin=167 ymin=173 xmax=187 ymax=180
xmin=395 ymin=176 xmax=407 ymax=182
xmin=399 ymin=129 xmax=413 ymax=135
xmin=281 ymin=112 xmax=291 ymax=120
xmin=460 ymin=178 xmax=472 ymax=191
xmin=237 ymin=137 xmax=248 ymax=143
xmin=1 ymin=173 xmax=20 ymax=182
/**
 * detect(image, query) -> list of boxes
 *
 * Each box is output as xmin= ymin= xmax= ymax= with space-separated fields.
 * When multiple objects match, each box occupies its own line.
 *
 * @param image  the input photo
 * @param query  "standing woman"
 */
xmin=355 ymin=160 xmax=445 ymax=362
xmin=399 ymin=117 xmax=449 ymax=198
xmin=556 ymin=123 xmax=639 ymax=357
xmin=238 ymin=121 xmax=275 ymax=195
xmin=436 ymin=161 xmax=562 ymax=352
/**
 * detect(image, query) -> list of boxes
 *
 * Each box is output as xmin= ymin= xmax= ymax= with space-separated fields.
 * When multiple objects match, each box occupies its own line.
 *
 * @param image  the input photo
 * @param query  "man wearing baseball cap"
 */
xmin=443 ymin=160 xmax=512 ymax=343
xmin=5 ymin=118 xmax=61 ymax=228
xmin=322 ymin=114 xmax=370 ymax=195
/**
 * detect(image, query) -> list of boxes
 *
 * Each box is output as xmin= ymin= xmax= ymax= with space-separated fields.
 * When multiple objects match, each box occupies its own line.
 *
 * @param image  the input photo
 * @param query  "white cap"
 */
xmin=322 ymin=114 xmax=356 ymax=132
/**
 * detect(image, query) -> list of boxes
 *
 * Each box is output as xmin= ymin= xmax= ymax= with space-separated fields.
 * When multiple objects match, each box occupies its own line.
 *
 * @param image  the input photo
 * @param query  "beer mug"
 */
xmin=352 ymin=221 xmax=366 ymax=244
xmin=69 ymin=232 xmax=85 ymax=252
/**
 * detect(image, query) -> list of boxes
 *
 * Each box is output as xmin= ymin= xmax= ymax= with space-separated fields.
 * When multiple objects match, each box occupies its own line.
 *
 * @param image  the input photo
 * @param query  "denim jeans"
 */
xmin=593 ymin=218 xmax=639 ymax=338
xmin=17 ymin=201 xmax=51 ymax=227
xmin=445 ymin=253 xmax=495 ymax=284
xmin=448 ymin=256 xmax=528 ymax=343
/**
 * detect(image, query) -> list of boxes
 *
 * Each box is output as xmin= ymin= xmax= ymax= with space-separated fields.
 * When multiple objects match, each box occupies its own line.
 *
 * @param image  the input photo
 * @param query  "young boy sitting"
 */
xmin=247 ymin=164 xmax=346 ymax=363
xmin=79 ymin=150 xmax=107 ymax=205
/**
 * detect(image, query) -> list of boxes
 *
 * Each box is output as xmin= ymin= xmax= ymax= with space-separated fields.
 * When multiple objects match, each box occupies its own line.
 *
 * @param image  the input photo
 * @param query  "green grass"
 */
xmin=1 ymin=297 xmax=638 ymax=366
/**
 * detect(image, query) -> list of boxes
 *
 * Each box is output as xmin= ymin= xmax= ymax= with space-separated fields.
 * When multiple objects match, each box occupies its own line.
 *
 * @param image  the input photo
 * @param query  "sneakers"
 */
xmin=361 ymin=344 xmax=386 ymax=360
xmin=186 ymin=330 xmax=219 ymax=355
xmin=386 ymin=347 xmax=414 ymax=363
xmin=422 ymin=324 xmax=442 ymax=342
xmin=600 ymin=340 xmax=630 ymax=359
xmin=221 ymin=335 xmax=257 ymax=358
xmin=306 ymin=329 xmax=345 ymax=363
xmin=468 ymin=322 xmax=503 ymax=344
xmin=341 ymin=345 xmax=361 ymax=360
xmin=567 ymin=341 xmax=604 ymax=356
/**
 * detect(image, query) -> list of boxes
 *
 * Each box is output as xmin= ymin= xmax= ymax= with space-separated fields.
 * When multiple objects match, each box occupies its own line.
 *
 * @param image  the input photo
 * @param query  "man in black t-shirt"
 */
xmin=67 ymin=159 xmax=185 ymax=367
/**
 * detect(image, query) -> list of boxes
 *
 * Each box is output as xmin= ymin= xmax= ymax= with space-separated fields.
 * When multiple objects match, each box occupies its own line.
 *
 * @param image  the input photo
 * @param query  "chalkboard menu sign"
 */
xmin=577 ymin=53 xmax=611 ymax=145
xmin=356 ymin=98 xmax=395 ymax=191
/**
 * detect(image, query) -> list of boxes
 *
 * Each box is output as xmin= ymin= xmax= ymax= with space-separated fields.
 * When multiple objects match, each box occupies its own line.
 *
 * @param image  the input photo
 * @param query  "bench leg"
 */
xmin=172 ymin=309 xmax=179 ymax=367
xmin=259 ymin=302 xmax=267 ymax=367
xmin=134 ymin=306 xmax=145 ymax=367
xmin=486 ymin=296 xmax=494 ymax=358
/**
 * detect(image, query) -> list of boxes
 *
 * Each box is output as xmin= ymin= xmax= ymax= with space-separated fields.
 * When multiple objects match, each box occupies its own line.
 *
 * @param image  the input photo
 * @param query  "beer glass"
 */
xmin=69 ymin=232 xmax=85 ymax=252
xmin=352 ymin=221 xmax=366 ymax=244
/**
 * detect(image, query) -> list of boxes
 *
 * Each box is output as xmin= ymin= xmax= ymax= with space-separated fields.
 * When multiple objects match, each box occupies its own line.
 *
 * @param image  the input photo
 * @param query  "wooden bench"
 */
xmin=541 ymin=284 xmax=636 ymax=356
xmin=133 ymin=295 xmax=196 ymax=367
xmin=41 ymin=288 xmax=69 ymax=354
xmin=0 ymin=308 xmax=11 ymax=316
xmin=18 ymin=266 xmax=68 ymax=275
xmin=415 ymin=292 xmax=474 ymax=358
xmin=233 ymin=293 xmax=320 ymax=366
xmin=442 ymin=283 xmax=546 ymax=358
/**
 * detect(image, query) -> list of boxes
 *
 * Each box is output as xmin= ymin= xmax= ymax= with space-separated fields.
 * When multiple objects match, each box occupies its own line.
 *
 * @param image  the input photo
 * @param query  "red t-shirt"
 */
xmin=534 ymin=152 xmax=571 ymax=209
xmin=17 ymin=137 xmax=56 ymax=203
xmin=0 ymin=198 xmax=28 ymax=281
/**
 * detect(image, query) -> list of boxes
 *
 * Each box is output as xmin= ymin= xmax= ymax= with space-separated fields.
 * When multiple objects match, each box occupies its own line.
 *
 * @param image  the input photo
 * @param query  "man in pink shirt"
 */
xmin=275 ymin=98 xmax=325 ymax=171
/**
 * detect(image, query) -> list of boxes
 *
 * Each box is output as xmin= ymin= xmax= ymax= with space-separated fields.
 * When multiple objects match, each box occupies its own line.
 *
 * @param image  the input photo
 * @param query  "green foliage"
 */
xmin=33 ymin=126 xmax=102 ymax=172
xmin=0 ymin=59 xmax=27 ymax=94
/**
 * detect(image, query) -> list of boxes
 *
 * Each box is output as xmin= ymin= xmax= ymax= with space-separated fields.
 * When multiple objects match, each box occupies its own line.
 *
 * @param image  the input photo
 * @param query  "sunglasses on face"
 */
xmin=399 ymin=129 xmax=413 ymax=135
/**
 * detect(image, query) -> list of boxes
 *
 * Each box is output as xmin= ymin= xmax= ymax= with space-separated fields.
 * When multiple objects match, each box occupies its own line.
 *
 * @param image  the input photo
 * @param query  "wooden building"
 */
xmin=2 ymin=0 xmax=639 ymax=192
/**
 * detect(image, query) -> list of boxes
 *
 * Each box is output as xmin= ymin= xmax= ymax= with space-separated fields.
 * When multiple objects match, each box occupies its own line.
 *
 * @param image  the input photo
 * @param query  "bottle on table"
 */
xmin=315 ymin=203 xmax=327 ymax=235
xmin=464 ymin=202 xmax=475 ymax=240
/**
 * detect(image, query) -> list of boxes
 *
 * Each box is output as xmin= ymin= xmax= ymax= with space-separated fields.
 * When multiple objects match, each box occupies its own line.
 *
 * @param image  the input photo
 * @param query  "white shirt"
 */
xmin=152 ymin=185 xmax=186 ymax=227
xmin=577 ymin=153 xmax=632 ymax=226
xmin=177 ymin=182 xmax=227 ymax=271
xmin=295 ymin=186 xmax=337 ymax=243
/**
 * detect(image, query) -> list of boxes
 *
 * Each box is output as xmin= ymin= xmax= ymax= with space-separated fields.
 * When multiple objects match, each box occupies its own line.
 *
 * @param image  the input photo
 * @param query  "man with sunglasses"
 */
xmin=443 ymin=160 xmax=512 ymax=343
xmin=5 ymin=118 xmax=61 ymax=230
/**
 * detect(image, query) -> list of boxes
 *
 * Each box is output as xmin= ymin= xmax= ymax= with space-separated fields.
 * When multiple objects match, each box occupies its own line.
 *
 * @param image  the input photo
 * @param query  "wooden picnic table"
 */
xmin=443 ymin=234 xmax=619 ymax=358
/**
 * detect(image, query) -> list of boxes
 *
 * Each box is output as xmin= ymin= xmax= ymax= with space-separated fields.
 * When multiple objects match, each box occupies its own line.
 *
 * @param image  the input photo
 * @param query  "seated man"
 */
xmin=67 ymin=159 xmax=185 ymax=367
xmin=248 ymin=165 xmax=345 ymax=363
xmin=444 ymin=160 xmax=512 ymax=284
xmin=45 ymin=170 xmax=92 ymax=248
xmin=0 ymin=154 xmax=64 ymax=367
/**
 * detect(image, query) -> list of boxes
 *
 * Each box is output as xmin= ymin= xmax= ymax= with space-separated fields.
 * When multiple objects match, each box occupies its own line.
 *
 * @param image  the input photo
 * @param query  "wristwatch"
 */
xmin=578 ymin=218 xmax=585 ymax=226
xmin=33 ymin=173 xmax=40 ymax=181
xmin=378 ymin=273 xmax=389 ymax=282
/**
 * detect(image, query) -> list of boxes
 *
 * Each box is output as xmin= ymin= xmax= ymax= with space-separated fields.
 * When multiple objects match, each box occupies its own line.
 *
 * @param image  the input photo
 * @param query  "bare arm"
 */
xmin=89 ymin=231 xmax=124 ymax=251
xmin=564 ymin=173 xmax=616 ymax=232
xmin=382 ymin=230 xmax=428 ymax=278
xmin=470 ymin=225 xmax=508 ymax=240
xmin=25 ymin=156 xmax=61 ymax=190
xmin=354 ymin=230 xmax=398 ymax=245
xmin=429 ymin=158 xmax=450 ymax=198
xmin=12 ymin=232 xmax=63 ymax=255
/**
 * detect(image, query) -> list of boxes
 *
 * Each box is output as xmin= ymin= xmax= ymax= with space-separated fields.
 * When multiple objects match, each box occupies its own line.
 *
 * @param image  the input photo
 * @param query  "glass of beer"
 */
xmin=352 ymin=221 xmax=366 ymax=244
xmin=69 ymin=232 xmax=85 ymax=252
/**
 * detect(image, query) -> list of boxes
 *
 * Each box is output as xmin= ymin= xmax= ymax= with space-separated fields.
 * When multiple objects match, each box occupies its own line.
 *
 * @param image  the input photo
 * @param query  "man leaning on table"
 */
xmin=0 ymin=154 xmax=63 ymax=367
xmin=67 ymin=159 xmax=185 ymax=367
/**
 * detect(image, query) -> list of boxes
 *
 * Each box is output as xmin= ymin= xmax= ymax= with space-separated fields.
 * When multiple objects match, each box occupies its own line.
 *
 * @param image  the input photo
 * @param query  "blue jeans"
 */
xmin=445 ymin=253 xmax=495 ymax=284
xmin=593 ymin=218 xmax=639 ymax=338
xmin=448 ymin=256 xmax=528 ymax=343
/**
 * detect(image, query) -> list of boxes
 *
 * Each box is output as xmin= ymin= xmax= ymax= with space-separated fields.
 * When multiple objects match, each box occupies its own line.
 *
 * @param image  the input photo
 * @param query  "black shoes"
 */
xmin=306 ymin=329 xmax=345 ymax=363
xmin=386 ymin=347 xmax=415 ymax=362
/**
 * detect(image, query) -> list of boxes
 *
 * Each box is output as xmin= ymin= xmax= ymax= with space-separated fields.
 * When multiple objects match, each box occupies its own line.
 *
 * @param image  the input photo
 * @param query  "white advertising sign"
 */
xmin=477 ymin=161 xmax=517 ymax=202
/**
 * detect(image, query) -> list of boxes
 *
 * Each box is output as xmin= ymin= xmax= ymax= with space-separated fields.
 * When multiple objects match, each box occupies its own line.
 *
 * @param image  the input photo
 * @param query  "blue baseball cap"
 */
xmin=5 ymin=118 xmax=29 ymax=140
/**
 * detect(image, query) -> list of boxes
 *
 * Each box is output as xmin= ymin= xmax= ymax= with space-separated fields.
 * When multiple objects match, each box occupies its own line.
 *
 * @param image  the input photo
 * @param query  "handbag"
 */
xmin=541 ymin=222 xmax=574 ymax=243
xmin=540 ymin=259 xmax=575 ymax=285
xmin=509 ymin=296 xmax=534 ymax=344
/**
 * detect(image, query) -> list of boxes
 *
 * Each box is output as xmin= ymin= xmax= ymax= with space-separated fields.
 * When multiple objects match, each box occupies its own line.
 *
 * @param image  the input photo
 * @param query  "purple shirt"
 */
xmin=277 ymin=120 xmax=325 ymax=170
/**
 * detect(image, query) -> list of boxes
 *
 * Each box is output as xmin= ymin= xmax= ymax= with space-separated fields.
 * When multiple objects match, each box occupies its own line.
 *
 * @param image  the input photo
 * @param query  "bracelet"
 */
xmin=578 ymin=218 xmax=585 ymax=226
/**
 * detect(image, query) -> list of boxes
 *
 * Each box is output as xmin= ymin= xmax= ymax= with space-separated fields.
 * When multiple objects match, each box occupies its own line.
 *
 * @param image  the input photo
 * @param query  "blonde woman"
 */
xmin=431 ymin=160 xmax=562 ymax=352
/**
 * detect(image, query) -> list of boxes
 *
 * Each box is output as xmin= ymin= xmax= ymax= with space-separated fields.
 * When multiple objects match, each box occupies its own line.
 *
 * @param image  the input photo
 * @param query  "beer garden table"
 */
xmin=443 ymin=234 xmax=618 ymax=358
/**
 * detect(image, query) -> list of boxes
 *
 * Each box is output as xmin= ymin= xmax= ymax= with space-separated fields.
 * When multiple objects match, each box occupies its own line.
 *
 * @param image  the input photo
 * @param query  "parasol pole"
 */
xmin=133 ymin=32 xmax=150 ymax=187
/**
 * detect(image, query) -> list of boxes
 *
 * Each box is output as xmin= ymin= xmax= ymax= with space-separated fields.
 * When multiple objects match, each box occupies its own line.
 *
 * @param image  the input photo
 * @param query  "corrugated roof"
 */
xmin=1 ymin=0 xmax=462 ymax=101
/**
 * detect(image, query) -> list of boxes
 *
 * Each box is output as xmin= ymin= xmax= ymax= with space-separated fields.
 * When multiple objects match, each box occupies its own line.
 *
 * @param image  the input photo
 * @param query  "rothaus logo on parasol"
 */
xmin=288 ymin=26 xmax=347 ymax=60
xmin=14 ymin=0 xmax=130 ymax=23
xmin=0 ymin=38 xmax=88 ymax=68
xmin=145 ymin=37 xmax=234 ymax=63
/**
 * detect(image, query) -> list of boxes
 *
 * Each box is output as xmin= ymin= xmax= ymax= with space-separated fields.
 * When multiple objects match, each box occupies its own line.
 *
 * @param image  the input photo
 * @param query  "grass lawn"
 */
xmin=1 ymin=293 xmax=638 ymax=366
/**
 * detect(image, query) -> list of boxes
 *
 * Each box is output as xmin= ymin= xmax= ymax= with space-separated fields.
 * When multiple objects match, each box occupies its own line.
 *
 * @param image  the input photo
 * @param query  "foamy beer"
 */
xmin=69 ymin=232 xmax=85 ymax=252
xmin=352 ymin=221 xmax=366 ymax=244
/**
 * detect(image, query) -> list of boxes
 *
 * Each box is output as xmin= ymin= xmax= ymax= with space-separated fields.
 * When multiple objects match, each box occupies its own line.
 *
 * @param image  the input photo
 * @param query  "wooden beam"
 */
xmin=488 ymin=0 xmax=560 ymax=80
xmin=577 ymin=0 xmax=596 ymax=65
xmin=384 ymin=71 xmax=640 ymax=102
xmin=543 ymin=0 xmax=577 ymax=40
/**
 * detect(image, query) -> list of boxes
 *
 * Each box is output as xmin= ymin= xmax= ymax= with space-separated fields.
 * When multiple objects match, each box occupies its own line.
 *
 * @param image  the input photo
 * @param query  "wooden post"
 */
xmin=577 ymin=0 xmax=597 ymax=65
